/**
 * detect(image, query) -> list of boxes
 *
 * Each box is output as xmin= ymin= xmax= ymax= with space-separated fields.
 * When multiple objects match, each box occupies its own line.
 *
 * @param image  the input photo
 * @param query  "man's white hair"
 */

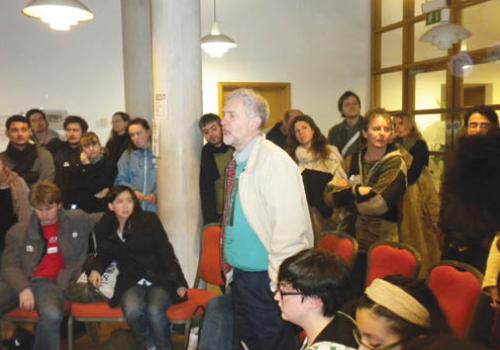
xmin=226 ymin=88 xmax=270 ymax=128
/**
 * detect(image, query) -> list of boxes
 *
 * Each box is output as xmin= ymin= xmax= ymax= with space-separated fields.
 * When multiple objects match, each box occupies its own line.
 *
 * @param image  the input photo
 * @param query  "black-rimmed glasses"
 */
xmin=274 ymin=286 xmax=303 ymax=301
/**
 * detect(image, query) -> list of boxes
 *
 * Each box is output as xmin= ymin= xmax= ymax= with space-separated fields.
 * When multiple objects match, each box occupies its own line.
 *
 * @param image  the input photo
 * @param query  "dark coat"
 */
xmin=79 ymin=156 xmax=117 ymax=213
xmin=50 ymin=141 xmax=86 ymax=209
xmin=90 ymin=211 xmax=188 ymax=307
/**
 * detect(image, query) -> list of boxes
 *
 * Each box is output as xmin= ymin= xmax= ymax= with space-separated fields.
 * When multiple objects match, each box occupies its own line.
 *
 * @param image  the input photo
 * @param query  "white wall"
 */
xmin=0 ymin=0 xmax=371 ymax=149
xmin=0 ymin=0 xmax=124 ymax=148
xmin=200 ymin=0 xmax=372 ymax=134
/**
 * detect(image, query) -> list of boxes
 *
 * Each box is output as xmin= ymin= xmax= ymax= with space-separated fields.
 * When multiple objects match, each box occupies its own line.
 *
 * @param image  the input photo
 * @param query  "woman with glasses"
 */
xmin=354 ymin=276 xmax=448 ymax=350
xmin=79 ymin=132 xmax=117 ymax=212
xmin=274 ymin=249 xmax=357 ymax=350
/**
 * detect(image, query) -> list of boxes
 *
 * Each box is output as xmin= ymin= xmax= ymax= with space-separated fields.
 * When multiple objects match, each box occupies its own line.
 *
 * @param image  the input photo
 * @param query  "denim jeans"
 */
xmin=0 ymin=279 xmax=65 ymax=350
xmin=198 ymin=293 xmax=233 ymax=350
xmin=121 ymin=285 xmax=173 ymax=350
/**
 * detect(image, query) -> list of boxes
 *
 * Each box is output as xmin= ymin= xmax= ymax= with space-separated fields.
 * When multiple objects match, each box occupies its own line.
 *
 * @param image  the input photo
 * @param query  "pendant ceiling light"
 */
xmin=201 ymin=0 xmax=237 ymax=58
xmin=22 ymin=0 xmax=94 ymax=31
xmin=419 ymin=0 xmax=471 ymax=50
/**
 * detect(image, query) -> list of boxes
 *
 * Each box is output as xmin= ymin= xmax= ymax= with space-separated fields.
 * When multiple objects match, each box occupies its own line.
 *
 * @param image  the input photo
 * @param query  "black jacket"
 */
xmin=90 ymin=211 xmax=188 ymax=307
xmin=79 ymin=156 xmax=117 ymax=213
xmin=50 ymin=141 xmax=86 ymax=209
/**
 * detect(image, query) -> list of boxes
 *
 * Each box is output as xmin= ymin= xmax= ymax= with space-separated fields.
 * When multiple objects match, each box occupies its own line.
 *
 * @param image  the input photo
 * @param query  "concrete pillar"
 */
xmin=121 ymin=0 xmax=154 ymax=119
xmin=151 ymin=0 xmax=203 ymax=284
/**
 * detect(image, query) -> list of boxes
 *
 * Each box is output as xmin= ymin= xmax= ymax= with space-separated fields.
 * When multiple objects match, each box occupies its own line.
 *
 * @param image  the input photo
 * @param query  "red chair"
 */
xmin=68 ymin=223 xmax=223 ymax=350
xmin=319 ymin=231 xmax=359 ymax=268
xmin=167 ymin=223 xmax=224 ymax=348
xmin=68 ymin=301 xmax=124 ymax=349
xmin=1 ymin=302 xmax=71 ymax=345
xmin=366 ymin=241 xmax=421 ymax=287
xmin=427 ymin=260 xmax=483 ymax=339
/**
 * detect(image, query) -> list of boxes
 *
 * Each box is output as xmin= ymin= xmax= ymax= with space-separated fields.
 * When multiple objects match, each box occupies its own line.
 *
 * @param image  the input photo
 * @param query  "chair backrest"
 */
xmin=366 ymin=241 xmax=421 ymax=287
xmin=197 ymin=224 xmax=224 ymax=287
xmin=319 ymin=231 xmax=359 ymax=268
xmin=427 ymin=260 xmax=483 ymax=339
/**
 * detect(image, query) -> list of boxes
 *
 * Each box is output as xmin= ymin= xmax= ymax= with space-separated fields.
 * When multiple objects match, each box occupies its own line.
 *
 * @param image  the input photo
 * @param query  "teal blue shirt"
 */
xmin=224 ymin=159 xmax=268 ymax=271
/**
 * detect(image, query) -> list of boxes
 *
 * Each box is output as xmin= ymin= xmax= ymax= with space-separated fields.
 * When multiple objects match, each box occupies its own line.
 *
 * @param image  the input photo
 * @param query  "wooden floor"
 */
xmin=2 ymin=322 xmax=186 ymax=350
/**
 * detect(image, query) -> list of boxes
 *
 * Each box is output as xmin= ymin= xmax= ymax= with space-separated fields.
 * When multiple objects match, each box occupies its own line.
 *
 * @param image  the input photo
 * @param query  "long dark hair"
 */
xmin=109 ymin=111 xmax=131 ymax=139
xmin=127 ymin=117 xmax=151 ymax=152
xmin=105 ymin=186 xmax=142 ymax=237
xmin=287 ymin=115 xmax=329 ymax=162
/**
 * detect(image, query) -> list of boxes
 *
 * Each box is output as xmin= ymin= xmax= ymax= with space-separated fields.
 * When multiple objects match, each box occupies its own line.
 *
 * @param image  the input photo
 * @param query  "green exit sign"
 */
xmin=426 ymin=10 xmax=441 ymax=25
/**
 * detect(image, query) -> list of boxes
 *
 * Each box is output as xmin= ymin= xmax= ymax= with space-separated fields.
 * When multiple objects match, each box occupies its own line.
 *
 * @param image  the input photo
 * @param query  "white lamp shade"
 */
xmin=420 ymin=23 xmax=471 ymax=50
xmin=201 ymin=21 xmax=237 ymax=58
xmin=22 ymin=0 xmax=94 ymax=31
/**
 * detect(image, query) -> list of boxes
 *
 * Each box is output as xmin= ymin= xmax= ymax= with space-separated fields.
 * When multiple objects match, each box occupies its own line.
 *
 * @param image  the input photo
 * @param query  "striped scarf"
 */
xmin=221 ymin=158 xmax=236 ymax=273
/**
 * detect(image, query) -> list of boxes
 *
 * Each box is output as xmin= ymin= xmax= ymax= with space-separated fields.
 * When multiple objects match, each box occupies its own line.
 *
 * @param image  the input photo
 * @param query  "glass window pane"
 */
xmin=381 ymin=0 xmax=402 ymax=27
xmin=414 ymin=21 xmax=446 ymax=62
xmin=415 ymin=70 xmax=447 ymax=110
xmin=463 ymin=61 xmax=500 ymax=106
xmin=462 ymin=1 xmax=500 ymax=51
xmin=381 ymin=29 xmax=402 ymax=68
xmin=380 ymin=71 xmax=402 ymax=111
xmin=414 ymin=0 xmax=425 ymax=17
xmin=416 ymin=113 xmax=446 ymax=189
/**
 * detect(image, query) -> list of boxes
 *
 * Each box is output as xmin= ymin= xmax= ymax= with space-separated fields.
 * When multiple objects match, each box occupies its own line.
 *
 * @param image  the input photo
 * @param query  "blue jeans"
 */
xmin=121 ymin=285 xmax=173 ymax=350
xmin=0 ymin=279 xmax=64 ymax=350
xmin=232 ymin=269 xmax=297 ymax=350
xmin=198 ymin=293 xmax=233 ymax=350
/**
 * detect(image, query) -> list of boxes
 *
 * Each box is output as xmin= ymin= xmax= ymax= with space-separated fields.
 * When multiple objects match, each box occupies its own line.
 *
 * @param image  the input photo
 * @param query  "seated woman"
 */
xmin=393 ymin=113 xmax=441 ymax=276
xmin=88 ymin=186 xmax=188 ymax=350
xmin=355 ymin=276 xmax=449 ymax=350
xmin=0 ymin=154 xmax=30 ymax=252
xmin=115 ymin=118 xmax=157 ymax=212
xmin=79 ymin=132 xmax=117 ymax=213
xmin=326 ymin=108 xmax=407 ymax=292
xmin=275 ymin=249 xmax=356 ymax=350
xmin=287 ymin=115 xmax=347 ymax=239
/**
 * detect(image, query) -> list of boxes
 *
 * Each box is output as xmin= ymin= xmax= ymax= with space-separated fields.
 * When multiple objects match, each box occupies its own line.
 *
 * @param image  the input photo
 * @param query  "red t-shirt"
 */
xmin=32 ymin=223 xmax=64 ymax=280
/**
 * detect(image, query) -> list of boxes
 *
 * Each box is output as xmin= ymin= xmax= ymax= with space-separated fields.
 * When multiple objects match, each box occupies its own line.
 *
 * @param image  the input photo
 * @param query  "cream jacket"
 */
xmin=238 ymin=135 xmax=314 ymax=288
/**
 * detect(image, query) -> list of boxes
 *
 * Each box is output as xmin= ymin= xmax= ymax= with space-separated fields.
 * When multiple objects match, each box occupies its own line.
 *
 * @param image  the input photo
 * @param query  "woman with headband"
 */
xmin=354 ymin=276 xmax=448 ymax=350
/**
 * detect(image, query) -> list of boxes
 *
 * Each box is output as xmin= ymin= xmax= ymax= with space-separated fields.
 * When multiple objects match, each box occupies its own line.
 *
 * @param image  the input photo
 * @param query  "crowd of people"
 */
xmin=0 ymin=88 xmax=498 ymax=350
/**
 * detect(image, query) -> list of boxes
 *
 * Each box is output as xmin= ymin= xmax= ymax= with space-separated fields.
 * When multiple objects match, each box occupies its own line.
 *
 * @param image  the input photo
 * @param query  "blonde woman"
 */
xmin=326 ymin=108 xmax=407 ymax=292
xmin=394 ymin=113 xmax=441 ymax=276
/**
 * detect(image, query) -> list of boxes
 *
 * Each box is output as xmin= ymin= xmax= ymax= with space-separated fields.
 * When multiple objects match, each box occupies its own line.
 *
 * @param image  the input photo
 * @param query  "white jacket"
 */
xmin=238 ymin=135 xmax=314 ymax=288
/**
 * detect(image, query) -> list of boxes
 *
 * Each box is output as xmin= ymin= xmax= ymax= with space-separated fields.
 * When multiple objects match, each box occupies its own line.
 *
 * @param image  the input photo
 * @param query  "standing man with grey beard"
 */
xmin=220 ymin=88 xmax=313 ymax=350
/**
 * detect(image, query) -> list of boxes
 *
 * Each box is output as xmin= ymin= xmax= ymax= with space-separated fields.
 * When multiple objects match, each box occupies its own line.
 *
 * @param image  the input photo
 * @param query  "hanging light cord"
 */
xmin=213 ymin=0 xmax=217 ymax=22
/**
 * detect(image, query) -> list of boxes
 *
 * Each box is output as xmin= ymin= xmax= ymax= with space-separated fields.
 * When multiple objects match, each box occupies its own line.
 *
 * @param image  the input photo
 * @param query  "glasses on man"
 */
xmin=352 ymin=327 xmax=401 ymax=350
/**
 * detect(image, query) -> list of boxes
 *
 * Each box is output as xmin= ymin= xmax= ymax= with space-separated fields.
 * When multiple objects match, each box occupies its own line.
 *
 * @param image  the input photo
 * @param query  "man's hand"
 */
xmin=88 ymin=270 xmax=102 ymax=288
xmin=19 ymin=288 xmax=35 ymax=311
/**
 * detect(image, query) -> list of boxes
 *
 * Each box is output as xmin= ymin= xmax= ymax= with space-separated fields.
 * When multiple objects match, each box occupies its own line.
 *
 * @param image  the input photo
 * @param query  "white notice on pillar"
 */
xmin=153 ymin=93 xmax=166 ymax=158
